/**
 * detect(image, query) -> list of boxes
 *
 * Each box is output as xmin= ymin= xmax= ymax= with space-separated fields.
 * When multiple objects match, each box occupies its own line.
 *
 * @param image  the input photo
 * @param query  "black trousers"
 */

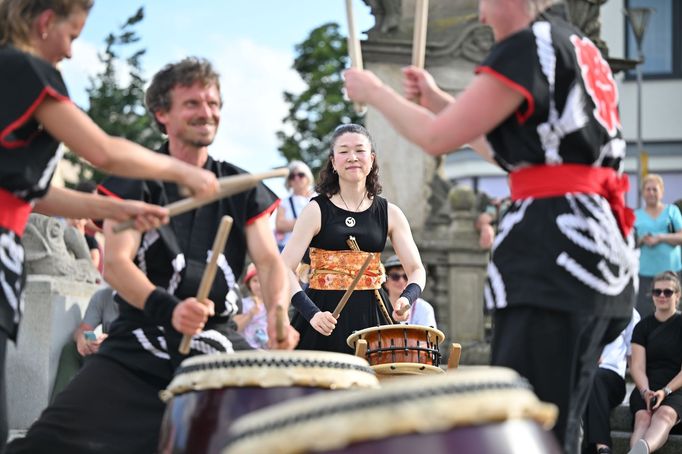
xmin=491 ymin=306 xmax=628 ymax=454
xmin=0 ymin=330 xmax=7 ymax=454
xmin=582 ymin=368 xmax=625 ymax=452
xmin=7 ymin=355 xmax=166 ymax=454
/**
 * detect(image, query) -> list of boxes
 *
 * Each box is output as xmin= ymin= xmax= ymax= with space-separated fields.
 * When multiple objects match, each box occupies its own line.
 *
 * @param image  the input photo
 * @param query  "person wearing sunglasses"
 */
xmin=634 ymin=174 xmax=682 ymax=318
xmin=628 ymin=271 xmax=682 ymax=454
xmin=383 ymin=255 xmax=436 ymax=328
xmin=275 ymin=160 xmax=316 ymax=251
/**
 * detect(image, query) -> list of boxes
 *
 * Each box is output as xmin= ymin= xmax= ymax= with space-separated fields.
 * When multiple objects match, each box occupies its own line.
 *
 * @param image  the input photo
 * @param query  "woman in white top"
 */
xmin=383 ymin=255 xmax=437 ymax=328
xmin=275 ymin=160 xmax=315 ymax=250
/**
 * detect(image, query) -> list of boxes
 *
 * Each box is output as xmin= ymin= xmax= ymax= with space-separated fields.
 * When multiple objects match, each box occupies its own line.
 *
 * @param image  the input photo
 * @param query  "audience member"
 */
xmin=582 ymin=308 xmax=640 ymax=454
xmin=383 ymin=255 xmax=436 ymax=327
xmin=50 ymin=286 xmax=117 ymax=402
xmin=634 ymin=174 xmax=682 ymax=317
xmin=628 ymin=271 xmax=682 ymax=454
xmin=275 ymin=160 xmax=316 ymax=251
xmin=233 ymin=263 xmax=269 ymax=349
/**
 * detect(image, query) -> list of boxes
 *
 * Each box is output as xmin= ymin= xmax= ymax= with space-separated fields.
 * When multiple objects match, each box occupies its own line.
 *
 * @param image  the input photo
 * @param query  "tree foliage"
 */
xmin=276 ymin=23 xmax=364 ymax=174
xmin=64 ymin=7 xmax=162 ymax=184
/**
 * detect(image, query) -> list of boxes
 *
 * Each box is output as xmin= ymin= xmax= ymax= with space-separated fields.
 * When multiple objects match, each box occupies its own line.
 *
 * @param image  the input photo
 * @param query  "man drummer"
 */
xmin=8 ymin=57 xmax=298 ymax=453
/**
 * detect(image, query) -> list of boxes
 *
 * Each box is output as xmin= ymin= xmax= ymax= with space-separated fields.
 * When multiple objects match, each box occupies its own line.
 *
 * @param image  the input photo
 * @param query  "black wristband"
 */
xmin=144 ymin=287 xmax=181 ymax=328
xmin=291 ymin=290 xmax=320 ymax=322
xmin=399 ymin=283 xmax=422 ymax=305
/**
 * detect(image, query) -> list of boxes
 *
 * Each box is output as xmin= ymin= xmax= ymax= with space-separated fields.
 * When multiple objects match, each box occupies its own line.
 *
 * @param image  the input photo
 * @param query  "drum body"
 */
xmin=346 ymin=325 xmax=445 ymax=376
xmin=223 ymin=366 xmax=561 ymax=454
xmin=158 ymin=350 xmax=378 ymax=454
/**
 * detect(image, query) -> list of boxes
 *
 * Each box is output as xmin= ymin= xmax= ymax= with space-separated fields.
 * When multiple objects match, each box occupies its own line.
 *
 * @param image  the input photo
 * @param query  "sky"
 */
xmin=61 ymin=1 xmax=374 ymax=197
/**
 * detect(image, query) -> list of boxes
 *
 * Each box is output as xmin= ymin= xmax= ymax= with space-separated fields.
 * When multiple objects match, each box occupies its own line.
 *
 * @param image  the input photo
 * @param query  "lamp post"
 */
xmin=624 ymin=7 xmax=653 ymax=208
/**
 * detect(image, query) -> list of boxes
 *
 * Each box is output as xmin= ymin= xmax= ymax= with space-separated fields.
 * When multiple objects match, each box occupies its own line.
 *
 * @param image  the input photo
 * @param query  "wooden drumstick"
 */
xmin=447 ymin=342 xmax=462 ymax=370
xmin=346 ymin=236 xmax=395 ymax=324
xmin=179 ymin=216 xmax=233 ymax=354
xmin=113 ymin=169 xmax=288 ymax=233
xmin=344 ymin=0 xmax=367 ymax=115
xmin=275 ymin=304 xmax=286 ymax=343
xmin=332 ymin=252 xmax=373 ymax=319
xmin=394 ymin=302 xmax=411 ymax=318
xmin=410 ymin=0 xmax=429 ymax=104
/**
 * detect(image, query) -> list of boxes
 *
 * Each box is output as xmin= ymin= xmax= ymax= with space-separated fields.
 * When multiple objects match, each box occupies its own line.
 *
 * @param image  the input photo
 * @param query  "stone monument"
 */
xmin=7 ymin=214 xmax=100 ymax=429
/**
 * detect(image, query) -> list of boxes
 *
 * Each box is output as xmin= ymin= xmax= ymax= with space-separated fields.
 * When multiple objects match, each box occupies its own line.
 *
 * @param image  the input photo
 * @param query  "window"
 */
xmin=625 ymin=0 xmax=682 ymax=79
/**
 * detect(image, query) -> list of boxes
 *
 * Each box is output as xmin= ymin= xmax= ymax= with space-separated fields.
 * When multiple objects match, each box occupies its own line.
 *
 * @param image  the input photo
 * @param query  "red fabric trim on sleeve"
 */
xmin=96 ymin=184 xmax=122 ymax=199
xmin=0 ymin=86 xmax=71 ymax=149
xmin=246 ymin=199 xmax=281 ymax=226
xmin=475 ymin=66 xmax=535 ymax=124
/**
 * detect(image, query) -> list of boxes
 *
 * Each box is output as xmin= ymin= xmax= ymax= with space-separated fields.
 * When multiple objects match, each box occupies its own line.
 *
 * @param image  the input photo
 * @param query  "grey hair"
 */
xmin=284 ymin=160 xmax=314 ymax=191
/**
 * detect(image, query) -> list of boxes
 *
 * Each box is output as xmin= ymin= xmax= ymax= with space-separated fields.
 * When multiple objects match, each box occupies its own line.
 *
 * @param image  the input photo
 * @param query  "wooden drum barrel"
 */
xmin=222 ymin=366 xmax=560 ymax=454
xmin=158 ymin=350 xmax=378 ymax=454
xmin=346 ymin=325 xmax=445 ymax=376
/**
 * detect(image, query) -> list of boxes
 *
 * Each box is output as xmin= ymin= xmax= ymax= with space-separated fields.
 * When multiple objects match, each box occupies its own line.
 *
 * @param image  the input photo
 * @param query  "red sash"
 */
xmin=509 ymin=164 xmax=634 ymax=237
xmin=0 ymin=189 xmax=32 ymax=237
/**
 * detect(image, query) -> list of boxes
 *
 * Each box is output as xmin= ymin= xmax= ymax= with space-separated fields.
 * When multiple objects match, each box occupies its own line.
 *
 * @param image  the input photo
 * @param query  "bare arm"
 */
xmin=34 ymin=98 xmax=218 ymax=197
xmin=102 ymin=220 xmax=211 ymax=336
xmin=245 ymin=215 xmax=298 ymax=349
xmin=275 ymin=205 xmax=296 ymax=234
xmin=630 ymin=344 xmax=653 ymax=408
xmin=345 ymin=69 xmax=523 ymax=158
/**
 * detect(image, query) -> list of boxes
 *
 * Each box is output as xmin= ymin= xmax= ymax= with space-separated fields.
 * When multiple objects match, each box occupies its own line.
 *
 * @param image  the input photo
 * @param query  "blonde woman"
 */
xmin=634 ymin=175 xmax=682 ymax=317
xmin=628 ymin=272 xmax=682 ymax=454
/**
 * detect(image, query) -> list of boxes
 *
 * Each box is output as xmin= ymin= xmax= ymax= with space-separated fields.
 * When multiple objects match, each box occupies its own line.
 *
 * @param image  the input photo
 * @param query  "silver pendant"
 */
xmin=345 ymin=216 xmax=356 ymax=227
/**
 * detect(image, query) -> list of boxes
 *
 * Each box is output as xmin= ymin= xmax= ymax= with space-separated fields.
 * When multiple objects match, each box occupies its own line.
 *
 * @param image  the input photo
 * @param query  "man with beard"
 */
xmin=9 ymin=57 xmax=298 ymax=454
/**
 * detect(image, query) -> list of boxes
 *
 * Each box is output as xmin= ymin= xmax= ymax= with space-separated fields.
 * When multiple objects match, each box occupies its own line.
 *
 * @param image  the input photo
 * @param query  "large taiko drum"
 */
xmin=158 ymin=350 xmax=379 ymax=454
xmin=222 ymin=366 xmax=560 ymax=454
xmin=346 ymin=324 xmax=445 ymax=376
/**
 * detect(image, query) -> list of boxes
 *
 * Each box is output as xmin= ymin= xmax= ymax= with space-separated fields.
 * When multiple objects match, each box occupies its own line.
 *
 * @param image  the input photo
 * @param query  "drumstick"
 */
xmin=447 ymin=343 xmax=462 ymax=370
xmin=344 ymin=0 xmax=367 ymax=115
xmin=179 ymin=216 xmax=233 ymax=354
xmin=332 ymin=252 xmax=373 ymax=319
xmin=410 ymin=0 xmax=429 ymax=103
xmin=113 ymin=168 xmax=288 ymax=233
xmin=275 ymin=304 xmax=286 ymax=343
xmin=347 ymin=236 xmax=395 ymax=324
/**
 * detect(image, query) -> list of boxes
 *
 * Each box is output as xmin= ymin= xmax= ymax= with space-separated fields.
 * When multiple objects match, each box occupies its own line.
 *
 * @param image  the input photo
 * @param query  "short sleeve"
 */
xmin=0 ymin=47 xmax=70 ymax=145
xmin=630 ymin=318 xmax=647 ymax=348
xmin=82 ymin=288 xmax=107 ymax=327
xmin=245 ymin=182 xmax=280 ymax=226
xmin=475 ymin=29 xmax=538 ymax=122
xmin=670 ymin=204 xmax=682 ymax=232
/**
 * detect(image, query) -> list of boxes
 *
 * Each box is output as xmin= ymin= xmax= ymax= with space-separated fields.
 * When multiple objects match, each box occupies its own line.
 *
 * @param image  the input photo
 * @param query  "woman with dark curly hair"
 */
xmin=281 ymin=124 xmax=426 ymax=353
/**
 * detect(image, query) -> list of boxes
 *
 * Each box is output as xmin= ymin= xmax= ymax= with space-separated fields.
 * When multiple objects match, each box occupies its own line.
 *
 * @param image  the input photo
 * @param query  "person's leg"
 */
xmin=642 ymin=406 xmax=678 ymax=452
xmin=0 ymin=330 xmax=7 ymax=454
xmin=50 ymin=341 xmax=83 ymax=403
xmin=7 ymin=355 xmax=166 ymax=453
xmin=583 ymin=368 xmax=624 ymax=452
xmin=630 ymin=410 xmax=652 ymax=448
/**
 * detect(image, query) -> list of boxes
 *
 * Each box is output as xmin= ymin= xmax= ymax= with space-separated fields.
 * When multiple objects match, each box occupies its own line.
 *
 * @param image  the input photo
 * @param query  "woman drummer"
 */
xmin=281 ymin=124 xmax=426 ymax=354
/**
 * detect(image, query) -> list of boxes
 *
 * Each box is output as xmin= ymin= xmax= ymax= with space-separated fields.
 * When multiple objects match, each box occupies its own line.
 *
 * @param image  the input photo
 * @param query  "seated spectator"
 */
xmin=582 ymin=308 xmax=640 ymax=454
xmin=628 ymin=271 xmax=682 ymax=454
xmin=233 ymin=263 xmax=268 ymax=349
xmin=51 ymin=286 xmax=118 ymax=402
xmin=383 ymin=255 xmax=436 ymax=327
xmin=72 ymin=180 xmax=104 ymax=272
xmin=275 ymin=160 xmax=315 ymax=251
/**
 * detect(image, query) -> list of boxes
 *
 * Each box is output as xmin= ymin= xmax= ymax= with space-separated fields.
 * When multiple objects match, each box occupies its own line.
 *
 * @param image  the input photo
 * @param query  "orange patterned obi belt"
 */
xmin=308 ymin=247 xmax=384 ymax=291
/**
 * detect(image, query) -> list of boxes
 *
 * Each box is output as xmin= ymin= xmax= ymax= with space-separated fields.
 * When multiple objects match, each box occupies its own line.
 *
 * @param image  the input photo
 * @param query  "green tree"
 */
xmin=64 ymin=7 xmax=162 ymax=184
xmin=276 ymin=23 xmax=364 ymax=174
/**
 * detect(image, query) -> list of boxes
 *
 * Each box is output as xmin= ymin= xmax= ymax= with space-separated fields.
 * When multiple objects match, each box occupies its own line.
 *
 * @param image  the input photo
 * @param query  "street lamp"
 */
xmin=624 ymin=7 xmax=653 ymax=208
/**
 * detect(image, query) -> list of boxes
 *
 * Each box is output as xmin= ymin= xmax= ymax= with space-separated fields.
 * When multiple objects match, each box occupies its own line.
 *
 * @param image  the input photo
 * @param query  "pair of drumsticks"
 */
xmin=345 ymin=0 xmax=430 ymax=113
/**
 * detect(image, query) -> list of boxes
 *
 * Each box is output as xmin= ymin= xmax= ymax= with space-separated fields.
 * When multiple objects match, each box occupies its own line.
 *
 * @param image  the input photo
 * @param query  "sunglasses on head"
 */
xmin=287 ymin=172 xmax=306 ymax=181
xmin=653 ymin=288 xmax=676 ymax=297
xmin=388 ymin=272 xmax=408 ymax=282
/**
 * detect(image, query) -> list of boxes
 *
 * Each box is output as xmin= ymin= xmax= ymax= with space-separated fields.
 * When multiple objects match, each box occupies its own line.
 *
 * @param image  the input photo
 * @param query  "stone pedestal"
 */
xmin=7 ymin=276 xmax=98 ymax=429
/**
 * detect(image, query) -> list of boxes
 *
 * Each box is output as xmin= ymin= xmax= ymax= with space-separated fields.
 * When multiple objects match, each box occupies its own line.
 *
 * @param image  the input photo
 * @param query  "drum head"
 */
xmin=346 ymin=324 xmax=445 ymax=348
xmin=161 ymin=350 xmax=378 ymax=401
xmin=222 ymin=366 xmax=558 ymax=454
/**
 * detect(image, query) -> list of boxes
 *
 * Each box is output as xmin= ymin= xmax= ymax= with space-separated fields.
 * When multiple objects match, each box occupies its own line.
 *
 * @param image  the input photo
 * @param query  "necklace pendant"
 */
xmin=345 ymin=216 xmax=356 ymax=227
